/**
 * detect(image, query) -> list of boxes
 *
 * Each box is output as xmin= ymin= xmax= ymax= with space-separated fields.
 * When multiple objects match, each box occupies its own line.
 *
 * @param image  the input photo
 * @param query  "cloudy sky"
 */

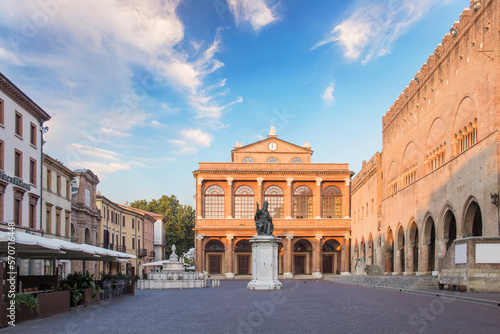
xmin=0 ymin=0 xmax=467 ymax=206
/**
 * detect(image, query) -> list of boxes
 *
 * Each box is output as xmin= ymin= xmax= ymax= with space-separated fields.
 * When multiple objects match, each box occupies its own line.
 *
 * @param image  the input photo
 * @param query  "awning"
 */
xmin=0 ymin=231 xmax=136 ymax=261
xmin=143 ymin=260 xmax=168 ymax=267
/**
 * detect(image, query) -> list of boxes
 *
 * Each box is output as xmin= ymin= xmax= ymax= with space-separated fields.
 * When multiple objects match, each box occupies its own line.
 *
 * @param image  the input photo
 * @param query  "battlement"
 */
xmin=352 ymin=152 xmax=381 ymax=192
xmin=382 ymin=0 xmax=491 ymax=130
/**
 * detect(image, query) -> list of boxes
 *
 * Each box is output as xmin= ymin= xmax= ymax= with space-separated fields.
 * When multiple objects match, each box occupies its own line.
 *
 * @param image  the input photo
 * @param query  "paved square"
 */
xmin=2 ymin=280 xmax=499 ymax=333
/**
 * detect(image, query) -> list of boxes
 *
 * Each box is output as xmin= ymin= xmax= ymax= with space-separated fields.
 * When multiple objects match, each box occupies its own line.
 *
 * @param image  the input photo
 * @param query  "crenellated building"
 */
xmin=351 ymin=0 xmax=500 ymax=291
xmin=193 ymin=128 xmax=353 ymax=279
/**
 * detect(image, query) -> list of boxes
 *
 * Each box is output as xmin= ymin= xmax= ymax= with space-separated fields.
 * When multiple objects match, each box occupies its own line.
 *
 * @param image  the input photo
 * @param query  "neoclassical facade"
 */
xmin=351 ymin=0 xmax=500 ymax=290
xmin=193 ymin=129 xmax=352 ymax=279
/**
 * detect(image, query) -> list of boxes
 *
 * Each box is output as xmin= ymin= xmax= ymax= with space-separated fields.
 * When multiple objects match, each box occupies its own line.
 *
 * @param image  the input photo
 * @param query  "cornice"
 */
xmin=0 ymin=72 xmax=51 ymax=122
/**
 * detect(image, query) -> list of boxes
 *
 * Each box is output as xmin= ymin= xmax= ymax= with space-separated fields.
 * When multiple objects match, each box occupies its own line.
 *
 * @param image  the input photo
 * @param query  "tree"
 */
xmin=130 ymin=195 xmax=195 ymax=259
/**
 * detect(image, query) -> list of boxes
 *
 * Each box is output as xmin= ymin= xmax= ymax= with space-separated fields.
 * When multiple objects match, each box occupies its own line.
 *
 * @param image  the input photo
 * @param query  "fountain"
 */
xmin=137 ymin=245 xmax=207 ymax=289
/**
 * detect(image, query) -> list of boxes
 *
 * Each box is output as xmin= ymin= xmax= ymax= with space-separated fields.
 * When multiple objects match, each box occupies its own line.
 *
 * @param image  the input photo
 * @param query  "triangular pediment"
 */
xmin=233 ymin=137 xmax=312 ymax=154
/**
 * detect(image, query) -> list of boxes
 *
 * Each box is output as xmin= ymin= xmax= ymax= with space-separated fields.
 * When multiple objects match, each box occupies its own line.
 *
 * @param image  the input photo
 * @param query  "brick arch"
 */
xmin=425 ymin=117 xmax=447 ymax=152
xmin=401 ymin=141 xmax=418 ymax=171
xmin=452 ymin=96 xmax=478 ymax=135
xmin=462 ymin=196 xmax=482 ymax=237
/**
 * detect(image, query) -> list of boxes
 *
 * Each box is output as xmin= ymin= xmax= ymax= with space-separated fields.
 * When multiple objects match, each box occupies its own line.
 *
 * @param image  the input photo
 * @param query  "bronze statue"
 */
xmin=254 ymin=201 xmax=274 ymax=236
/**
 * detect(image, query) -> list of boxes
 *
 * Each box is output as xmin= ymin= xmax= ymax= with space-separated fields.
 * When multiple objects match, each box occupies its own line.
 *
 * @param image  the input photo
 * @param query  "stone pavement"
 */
xmin=2 ymin=280 xmax=499 ymax=334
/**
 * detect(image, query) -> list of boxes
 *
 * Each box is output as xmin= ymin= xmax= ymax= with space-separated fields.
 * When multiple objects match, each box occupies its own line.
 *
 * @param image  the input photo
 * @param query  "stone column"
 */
xmin=256 ymin=177 xmax=264 ymax=207
xmin=284 ymin=234 xmax=294 ymax=278
xmin=196 ymin=177 xmax=204 ymax=219
xmin=436 ymin=239 xmax=448 ymax=271
xmin=394 ymin=247 xmax=403 ymax=274
xmin=312 ymin=235 xmax=323 ymax=278
xmin=284 ymin=178 xmax=293 ymax=219
xmin=419 ymin=241 xmax=430 ymax=273
xmin=225 ymin=234 xmax=234 ymax=278
xmin=341 ymin=234 xmax=350 ymax=274
xmin=195 ymin=234 xmax=205 ymax=272
xmin=314 ymin=178 xmax=322 ymax=219
xmin=406 ymin=244 xmax=415 ymax=274
xmin=226 ymin=177 xmax=233 ymax=219
xmin=343 ymin=178 xmax=350 ymax=218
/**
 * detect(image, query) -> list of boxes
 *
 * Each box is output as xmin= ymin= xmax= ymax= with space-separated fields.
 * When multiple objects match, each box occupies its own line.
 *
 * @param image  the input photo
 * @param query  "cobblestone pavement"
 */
xmin=2 ymin=280 xmax=499 ymax=334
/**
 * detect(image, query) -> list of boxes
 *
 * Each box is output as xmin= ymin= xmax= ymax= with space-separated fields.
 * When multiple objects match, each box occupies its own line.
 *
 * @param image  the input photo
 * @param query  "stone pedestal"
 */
xmin=247 ymin=236 xmax=283 ymax=290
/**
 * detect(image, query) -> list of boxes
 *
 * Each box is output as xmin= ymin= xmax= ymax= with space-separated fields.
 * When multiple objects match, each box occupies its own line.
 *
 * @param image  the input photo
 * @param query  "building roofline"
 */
xmin=0 ymin=72 xmax=51 ymax=122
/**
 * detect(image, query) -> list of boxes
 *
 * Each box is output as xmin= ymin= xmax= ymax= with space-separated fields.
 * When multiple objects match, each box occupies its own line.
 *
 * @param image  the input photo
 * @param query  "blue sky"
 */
xmin=0 ymin=0 xmax=468 ymax=207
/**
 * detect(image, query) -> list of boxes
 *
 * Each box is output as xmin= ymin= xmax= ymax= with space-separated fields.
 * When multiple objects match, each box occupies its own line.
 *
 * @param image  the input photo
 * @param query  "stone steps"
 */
xmin=325 ymin=275 xmax=439 ymax=290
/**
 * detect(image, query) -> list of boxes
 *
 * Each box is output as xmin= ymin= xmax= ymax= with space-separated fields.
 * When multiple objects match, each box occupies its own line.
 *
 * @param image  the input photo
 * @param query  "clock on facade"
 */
xmin=268 ymin=142 xmax=277 ymax=151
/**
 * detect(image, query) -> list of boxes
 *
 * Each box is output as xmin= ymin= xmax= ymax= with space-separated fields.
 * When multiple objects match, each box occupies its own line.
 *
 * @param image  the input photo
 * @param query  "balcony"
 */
xmin=148 ymin=251 xmax=155 ymax=258
xmin=138 ymin=249 xmax=147 ymax=257
xmin=117 ymin=245 xmax=127 ymax=253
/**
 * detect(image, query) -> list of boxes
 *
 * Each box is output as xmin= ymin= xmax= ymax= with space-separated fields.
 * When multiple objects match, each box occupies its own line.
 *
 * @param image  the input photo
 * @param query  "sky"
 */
xmin=0 ymin=0 xmax=469 ymax=207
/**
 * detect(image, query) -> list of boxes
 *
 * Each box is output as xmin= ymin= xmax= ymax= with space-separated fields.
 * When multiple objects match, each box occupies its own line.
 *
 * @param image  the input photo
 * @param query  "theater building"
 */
xmin=193 ymin=128 xmax=352 ymax=279
xmin=351 ymin=0 xmax=500 ymax=291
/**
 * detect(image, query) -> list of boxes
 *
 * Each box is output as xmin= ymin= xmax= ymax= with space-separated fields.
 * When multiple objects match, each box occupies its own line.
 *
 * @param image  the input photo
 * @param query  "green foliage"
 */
xmin=131 ymin=195 xmax=195 ymax=257
xmin=100 ymin=272 xmax=131 ymax=281
xmin=68 ymin=283 xmax=82 ymax=307
xmin=13 ymin=293 xmax=39 ymax=313
xmin=64 ymin=271 xmax=99 ymax=303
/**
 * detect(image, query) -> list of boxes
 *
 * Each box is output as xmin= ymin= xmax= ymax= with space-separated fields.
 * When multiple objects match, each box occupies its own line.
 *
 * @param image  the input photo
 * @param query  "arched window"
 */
xmin=293 ymin=186 xmax=313 ymax=219
xmin=84 ymin=228 xmax=91 ymax=244
xmin=206 ymin=239 xmax=225 ymax=251
xmin=264 ymin=185 xmax=284 ymax=218
xmin=322 ymin=239 xmax=341 ymax=251
xmin=204 ymin=185 xmax=225 ymax=219
xmin=322 ymin=186 xmax=342 ymax=218
xmin=235 ymin=239 xmax=251 ymax=251
xmin=267 ymin=157 xmax=278 ymax=163
xmin=291 ymin=158 xmax=302 ymax=163
xmin=243 ymin=157 xmax=254 ymax=163
xmin=235 ymin=185 xmax=254 ymax=219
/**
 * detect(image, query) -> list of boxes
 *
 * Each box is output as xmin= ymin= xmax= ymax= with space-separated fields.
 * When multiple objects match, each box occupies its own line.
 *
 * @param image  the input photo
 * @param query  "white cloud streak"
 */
xmin=227 ymin=0 xmax=279 ymax=31
xmin=322 ymin=84 xmax=335 ymax=106
xmin=314 ymin=0 xmax=435 ymax=63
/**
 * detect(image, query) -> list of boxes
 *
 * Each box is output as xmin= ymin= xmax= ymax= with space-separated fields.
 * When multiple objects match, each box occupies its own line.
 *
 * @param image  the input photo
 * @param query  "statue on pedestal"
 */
xmin=254 ymin=201 xmax=274 ymax=236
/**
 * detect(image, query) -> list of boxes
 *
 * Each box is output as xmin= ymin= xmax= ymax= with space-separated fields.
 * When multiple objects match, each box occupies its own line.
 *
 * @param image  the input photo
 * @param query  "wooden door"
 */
xmin=238 ymin=255 xmax=249 ymax=275
xmin=209 ymin=255 xmax=221 ymax=274
xmin=322 ymin=255 xmax=333 ymax=273
xmin=294 ymin=255 xmax=305 ymax=274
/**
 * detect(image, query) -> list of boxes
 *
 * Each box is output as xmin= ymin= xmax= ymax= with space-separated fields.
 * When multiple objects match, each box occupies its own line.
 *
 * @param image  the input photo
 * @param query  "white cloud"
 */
xmin=67 ymin=143 xmax=121 ymax=161
xmin=0 ymin=46 xmax=23 ymax=65
xmin=181 ymin=129 xmax=214 ymax=147
xmin=66 ymin=160 xmax=133 ymax=177
xmin=322 ymin=84 xmax=335 ymax=106
xmin=172 ymin=146 xmax=198 ymax=155
xmin=227 ymin=0 xmax=279 ymax=31
xmin=314 ymin=0 xmax=434 ymax=63
xmin=151 ymin=120 xmax=161 ymax=128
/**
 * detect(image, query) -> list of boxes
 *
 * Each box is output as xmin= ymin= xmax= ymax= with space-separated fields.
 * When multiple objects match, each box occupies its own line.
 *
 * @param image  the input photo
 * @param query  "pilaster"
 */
xmin=284 ymin=233 xmax=294 ymax=278
xmin=312 ymin=234 xmax=323 ymax=279
xmin=196 ymin=177 xmax=204 ymax=219
xmin=284 ymin=178 xmax=293 ymax=219
xmin=225 ymin=234 xmax=234 ymax=278
xmin=314 ymin=178 xmax=322 ymax=219
xmin=226 ymin=177 xmax=233 ymax=219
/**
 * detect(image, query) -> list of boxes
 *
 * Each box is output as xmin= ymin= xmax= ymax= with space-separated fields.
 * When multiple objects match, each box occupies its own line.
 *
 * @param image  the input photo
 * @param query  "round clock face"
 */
xmin=268 ymin=142 xmax=277 ymax=151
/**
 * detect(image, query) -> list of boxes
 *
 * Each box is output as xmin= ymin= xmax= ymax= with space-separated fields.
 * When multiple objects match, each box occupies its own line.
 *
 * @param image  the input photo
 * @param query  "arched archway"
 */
xmin=70 ymin=224 xmax=77 ymax=242
xmin=463 ymin=199 xmax=482 ymax=237
xmin=396 ymin=226 xmax=405 ymax=273
xmin=322 ymin=239 xmax=341 ymax=274
xmin=205 ymin=239 xmax=225 ymax=275
xmin=385 ymin=229 xmax=394 ymax=273
xmin=360 ymin=237 xmax=366 ymax=262
xmin=84 ymin=228 xmax=91 ymax=244
xmin=422 ymin=216 xmax=436 ymax=272
xmin=293 ymin=239 xmax=312 ymax=275
xmin=235 ymin=239 xmax=251 ymax=275
xmin=367 ymin=234 xmax=374 ymax=265
xmin=408 ymin=222 xmax=419 ymax=274
xmin=443 ymin=209 xmax=457 ymax=252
